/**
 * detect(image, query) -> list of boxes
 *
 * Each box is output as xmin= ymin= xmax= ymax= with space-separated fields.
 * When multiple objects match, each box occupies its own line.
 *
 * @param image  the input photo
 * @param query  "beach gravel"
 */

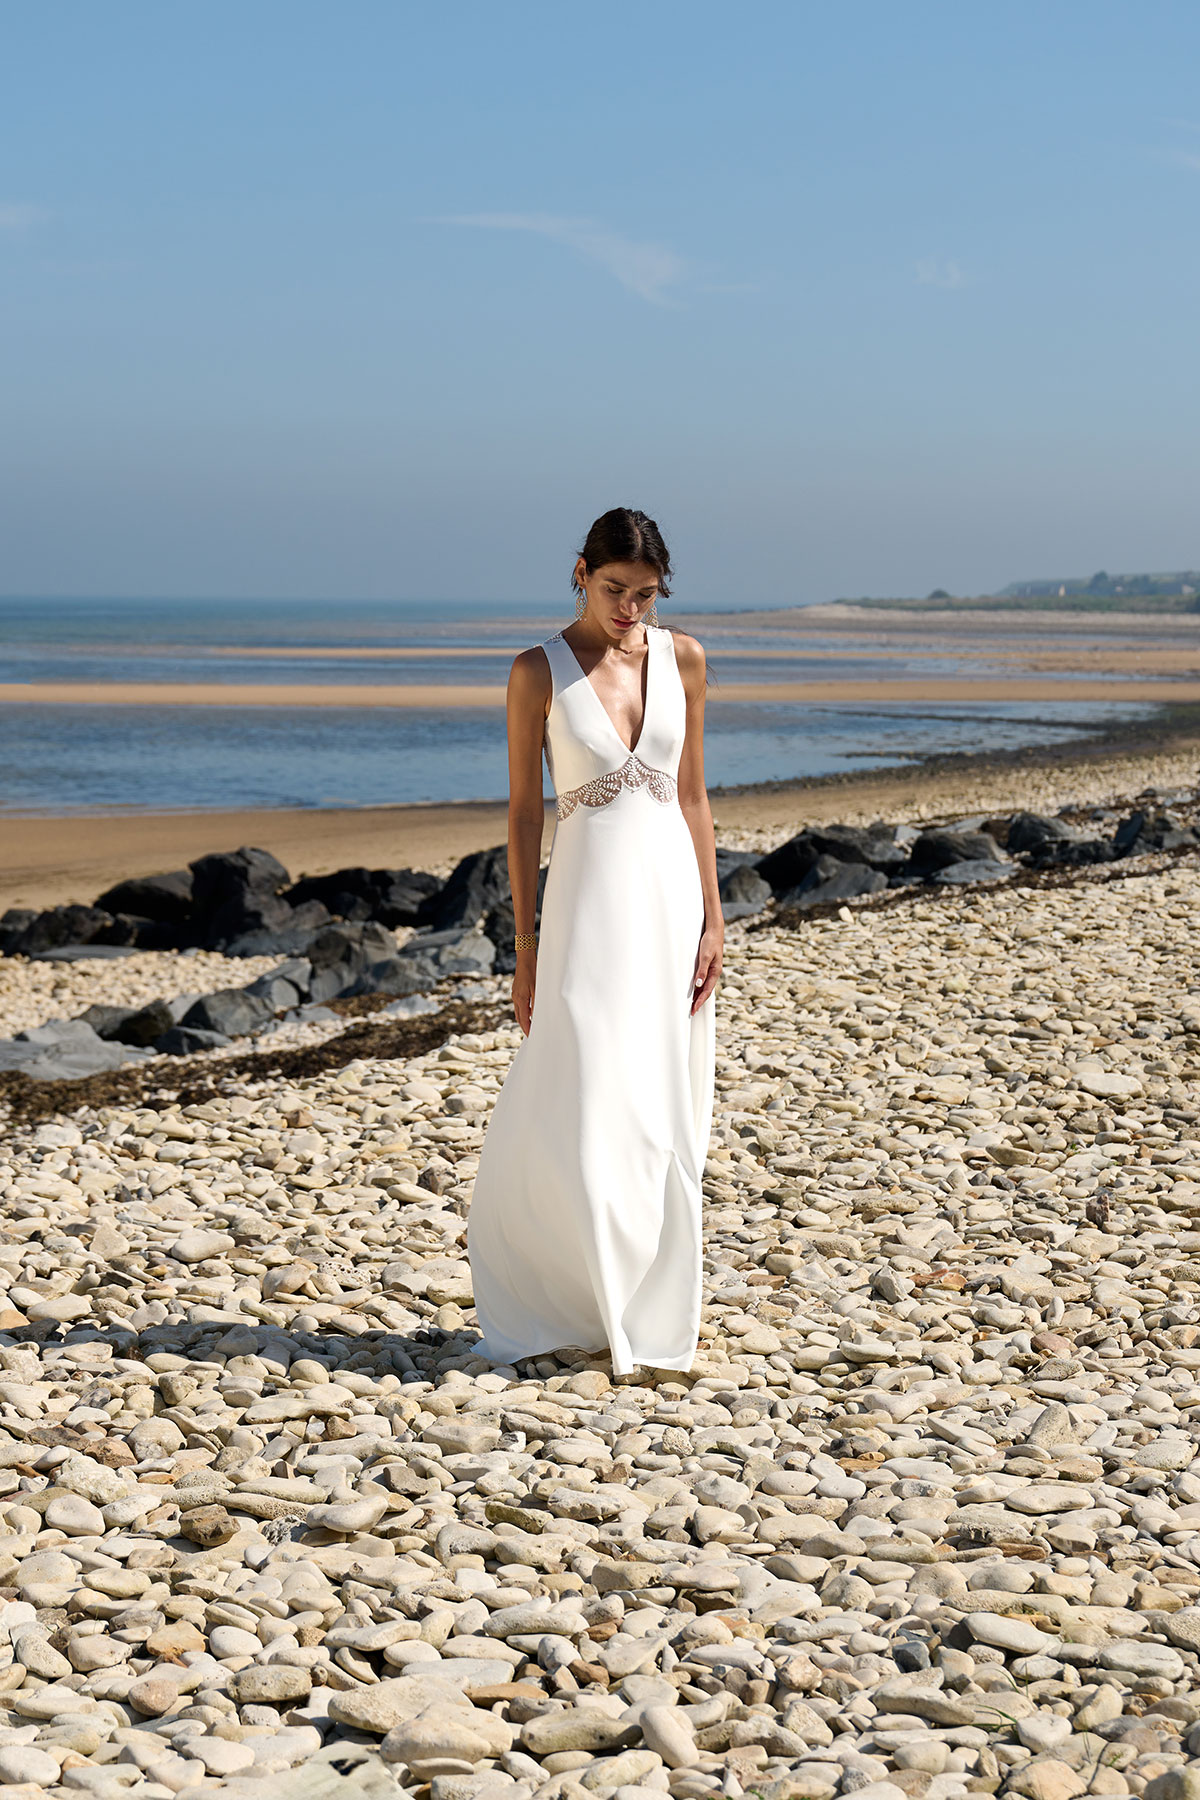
xmin=0 ymin=761 xmax=1197 ymax=1796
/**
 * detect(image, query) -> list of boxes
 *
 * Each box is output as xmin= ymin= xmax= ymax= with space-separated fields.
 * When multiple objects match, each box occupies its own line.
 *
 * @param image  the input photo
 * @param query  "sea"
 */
xmin=0 ymin=596 xmax=1153 ymax=816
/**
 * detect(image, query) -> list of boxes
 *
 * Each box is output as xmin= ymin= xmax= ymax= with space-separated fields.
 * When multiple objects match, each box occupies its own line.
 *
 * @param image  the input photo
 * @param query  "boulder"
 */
xmin=1113 ymin=808 xmax=1199 ymax=856
xmin=1006 ymin=811 xmax=1114 ymax=868
xmin=187 ymin=846 xmax=307 ymax=950
xmin=307 ymin=921 xmax=408 ymax=1003
xmin=387 ymin=926 xmax=496 ymax=987
xmin=94 ymin=867 xmax=194 ymax=923
xmin=244 ymin=956 xmax=312 ymax=1010
xmin=285 ymin=865 xmax=442 ymax=927
xmin=719 ymin=863 xmax=773 ymax=920
xmin=777 ymin=855 xmax=889 ymax=912
xmin=155 ymin=1023 xmax=231 ymax=1055
xmin=0 ymin=908 xmax=37 ymax=955
xmin=7 ymin=1018 xmax=147 ymax=1081
xmin=222 ymin=904 xmax=334 ymax=957
xmin=79 ymin=1003 xmax=142 ymax=1039
xmin=908 ymin=829 xmax=1008 ymax=877
xmin=179 ymin=987 xmax=275 ymax=1037
xmin=417 ymin=844 xmax=510 ymax=931
xmin=1005 ymin=811 xmax=1076 ymax=855
xmin=7 ymin=904 xmax=120 ymax=956
xmin=756 ymin=824 xmax=904 ymax=892
xmin=930 ymin=859 xmax=1013 ymax=886
xmin=107 ymin=998 xmax=177 ymax=1046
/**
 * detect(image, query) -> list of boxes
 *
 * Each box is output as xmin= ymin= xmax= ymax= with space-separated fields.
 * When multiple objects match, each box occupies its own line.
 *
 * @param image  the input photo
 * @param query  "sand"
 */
xmin=4 ymin=675 xmax=1200 ymax=708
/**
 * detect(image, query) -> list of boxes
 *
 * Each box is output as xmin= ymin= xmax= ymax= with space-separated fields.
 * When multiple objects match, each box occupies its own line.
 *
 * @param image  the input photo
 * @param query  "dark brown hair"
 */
xmin=572 ymin=507 xmax=672 ymax=600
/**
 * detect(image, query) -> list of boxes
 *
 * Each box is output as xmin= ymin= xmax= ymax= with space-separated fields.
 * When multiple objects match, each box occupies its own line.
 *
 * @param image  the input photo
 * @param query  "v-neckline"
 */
xmin=557 ymin=625 xmax=654 ymax=757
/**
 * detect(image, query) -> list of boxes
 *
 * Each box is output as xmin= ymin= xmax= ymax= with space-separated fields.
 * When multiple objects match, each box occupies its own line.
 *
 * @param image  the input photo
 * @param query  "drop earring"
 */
xmin=575 ymin=587 xmax=587 ymax=621
xmin=648 ymin=598 xmax=660 ymax=626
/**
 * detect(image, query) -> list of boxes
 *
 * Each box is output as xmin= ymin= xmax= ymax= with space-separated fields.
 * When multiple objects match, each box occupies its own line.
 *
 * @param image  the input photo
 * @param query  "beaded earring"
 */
xmin=648 ymin=599 xmax=660 ymax=627
xmin=575 ymin=587 xmax=587 ymax=620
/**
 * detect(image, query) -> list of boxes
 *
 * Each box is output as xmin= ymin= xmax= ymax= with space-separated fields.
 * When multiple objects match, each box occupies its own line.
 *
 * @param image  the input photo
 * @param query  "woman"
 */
xmin=467 ymin=507 xmax=723 ymax=1378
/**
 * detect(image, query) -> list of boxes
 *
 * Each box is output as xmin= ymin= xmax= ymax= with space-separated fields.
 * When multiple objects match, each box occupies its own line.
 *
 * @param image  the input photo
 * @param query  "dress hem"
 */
xmin=477 ymin=1334 xmax=699 ymax=1379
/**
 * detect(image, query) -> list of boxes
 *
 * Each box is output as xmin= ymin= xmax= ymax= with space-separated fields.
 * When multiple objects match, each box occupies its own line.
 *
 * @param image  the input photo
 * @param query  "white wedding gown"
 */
xmin=467 ymin=624 xmax=716 ymax=1377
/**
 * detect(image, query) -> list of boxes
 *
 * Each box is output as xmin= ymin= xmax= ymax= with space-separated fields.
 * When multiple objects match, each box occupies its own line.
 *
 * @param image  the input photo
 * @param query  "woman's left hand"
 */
xmin=691 ymin=921 xmax=723 ymax=1014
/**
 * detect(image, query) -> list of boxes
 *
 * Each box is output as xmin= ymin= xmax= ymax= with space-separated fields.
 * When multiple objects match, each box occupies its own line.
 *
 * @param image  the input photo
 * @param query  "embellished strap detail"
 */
xmin=555 ymin=753 xmax=677 ymax=820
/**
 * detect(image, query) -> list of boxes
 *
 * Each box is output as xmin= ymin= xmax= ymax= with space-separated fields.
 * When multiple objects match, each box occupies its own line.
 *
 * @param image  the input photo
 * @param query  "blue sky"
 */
xmin=4 ymin=2 xmax=1200 ymax=607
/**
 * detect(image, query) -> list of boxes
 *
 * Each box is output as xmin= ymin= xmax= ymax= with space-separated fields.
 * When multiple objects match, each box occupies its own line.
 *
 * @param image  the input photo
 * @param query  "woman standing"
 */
xmin=467 ymin=508 xmax=722 ymax=1378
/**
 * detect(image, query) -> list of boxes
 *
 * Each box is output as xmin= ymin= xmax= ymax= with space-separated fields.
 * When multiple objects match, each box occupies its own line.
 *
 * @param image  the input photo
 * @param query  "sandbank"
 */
xmin=4 ymin=676 xmax=1200 ymax=708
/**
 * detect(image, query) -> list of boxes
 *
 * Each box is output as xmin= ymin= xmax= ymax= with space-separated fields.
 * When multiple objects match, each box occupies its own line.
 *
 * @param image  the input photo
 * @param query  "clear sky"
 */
xmin=4 ymin=2 xmax=1200 ymax=607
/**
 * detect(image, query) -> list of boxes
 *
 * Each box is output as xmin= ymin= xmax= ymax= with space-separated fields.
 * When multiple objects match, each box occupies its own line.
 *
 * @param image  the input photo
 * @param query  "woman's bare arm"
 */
xmin=505 ymin=647 xmax=552 ymax=1035
xmin=673 ymin=632 xmax=724 ymax=1014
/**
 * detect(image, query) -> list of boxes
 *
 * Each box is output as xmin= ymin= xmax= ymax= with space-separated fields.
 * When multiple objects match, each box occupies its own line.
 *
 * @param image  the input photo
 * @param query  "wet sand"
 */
xmin=5 ymin=675 xmax=1200 ymax=707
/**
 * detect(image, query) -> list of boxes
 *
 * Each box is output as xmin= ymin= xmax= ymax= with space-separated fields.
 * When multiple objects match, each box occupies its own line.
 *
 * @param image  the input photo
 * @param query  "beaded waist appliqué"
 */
xmin=555 ymin=754 xmax=677 ymax=820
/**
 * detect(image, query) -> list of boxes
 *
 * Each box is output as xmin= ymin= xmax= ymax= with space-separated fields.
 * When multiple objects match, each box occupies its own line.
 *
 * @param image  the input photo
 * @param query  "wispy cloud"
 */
xmin=916 ymin=257 xmax=966 ymax=290
xmin=1164 ymin=148 xmax=1200 ymax=172
xmin=0 ymin=203 xmax=43 ymax=231
xmin=437 ymin=213 xmax=689 ymax=305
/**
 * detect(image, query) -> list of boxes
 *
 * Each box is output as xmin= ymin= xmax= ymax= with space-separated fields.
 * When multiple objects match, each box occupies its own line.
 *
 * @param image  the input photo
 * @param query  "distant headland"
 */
xmin=841 ymin=568 xmax=1200 ymax=613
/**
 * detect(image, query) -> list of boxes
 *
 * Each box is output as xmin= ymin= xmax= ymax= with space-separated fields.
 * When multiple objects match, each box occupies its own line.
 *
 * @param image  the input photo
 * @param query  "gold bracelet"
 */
xmin=514 ymin=931 xmax=537 ymax=950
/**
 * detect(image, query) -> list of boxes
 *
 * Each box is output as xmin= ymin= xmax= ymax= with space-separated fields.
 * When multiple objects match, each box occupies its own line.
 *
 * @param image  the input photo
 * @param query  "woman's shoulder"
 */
xmin=508 ymin=640 xmax=556 ymax=690
xmin=661 ymin=625 xmax=706 ymax=671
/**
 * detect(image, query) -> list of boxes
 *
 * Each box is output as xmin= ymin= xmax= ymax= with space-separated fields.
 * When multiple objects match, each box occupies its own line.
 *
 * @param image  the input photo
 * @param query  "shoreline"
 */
xmin=4 ymin=701 xmax=1198 ymax=914
xmin=4 ymin=674 xmax=1200 ymax=707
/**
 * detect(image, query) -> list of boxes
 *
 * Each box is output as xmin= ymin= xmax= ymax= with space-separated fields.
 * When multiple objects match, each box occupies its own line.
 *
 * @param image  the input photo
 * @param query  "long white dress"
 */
xmin=467 ymin=624 xmax=716 ymax=1377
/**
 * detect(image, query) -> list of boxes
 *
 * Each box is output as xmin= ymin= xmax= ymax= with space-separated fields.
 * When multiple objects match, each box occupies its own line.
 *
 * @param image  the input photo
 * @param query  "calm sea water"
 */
xmin=0 ymin=597 xmax=1153 ymax=814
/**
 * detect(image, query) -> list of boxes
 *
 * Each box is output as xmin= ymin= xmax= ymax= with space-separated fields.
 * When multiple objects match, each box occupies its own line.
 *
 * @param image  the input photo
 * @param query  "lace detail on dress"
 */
xmin=555 ymin=754 xmax=677 ymax=820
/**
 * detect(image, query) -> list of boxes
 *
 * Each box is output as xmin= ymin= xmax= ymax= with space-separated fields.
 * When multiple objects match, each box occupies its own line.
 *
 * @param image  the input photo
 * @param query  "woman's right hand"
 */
xmin=513 ymin=949 xmax=536 ymax=1036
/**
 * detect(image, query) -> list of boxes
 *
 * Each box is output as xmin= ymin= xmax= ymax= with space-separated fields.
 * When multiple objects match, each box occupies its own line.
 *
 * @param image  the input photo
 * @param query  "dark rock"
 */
xmin=1041 ymin=838 xmax=1116 ymax=867
xmin=1111 ymin=808 xmax=1198 ymax=856
xmin=777 ymin=855 xmax=889 ymax=911
xmin=94 ymin=868 xmax=194 ymax=923
xmin=179 ymin=988 xmax=275 ymax=1037
xmin=892 ymin=1638 xmax=931 ymax=1673
xmin=187 ymin=846 xmax=297 ymax=950
xmin=108 ymin=998 xmax=177 ymax=1047
xmin=908 ymin=829 xmax=1008 ymax=877
xmin=221 ymin=905 xmax=332 ymax=957
xmin=305 ymin=921 xmax=408 ymax=1003
xmin=349 ymin=925 xmax=496 ymax=996
xmin=930 ymin=859 xmax=1014 ymax=886
xmin=7 ymin=905 xmax=118 ymax=956
xmin=244 ymin=957 xmax=312 ymax=1011
xmin=719 ymin=863 xmax=773 ymax=921
xmin=155 ymin=1025 xmax=233 ymax=1055
xmin=1006 ymin=811 xmax=1077 ymax=855
xmin=1113 ymin=810 xmax=1147 ymax=855
xmin=284 ymin=866 xmax=441 ymax=928
xmin=0 ymin=908 xmax=37 ymax=955
xmin=715 ymin=847 xmax=763 ymax=878
xmin=755 ymin=824 xmax=904 ymax=892
xmin=9 ymin=1018 xmax=149 ymax=1081
xmin=79 ymin=1003 xmax=141 ymax=1039
xmin=123 ymin=915 xmax=192 ymax=951
xmin=1005 ymin=810 xmax=1116 ymax=868
xmin=417 ymin=845 xmax=510 ymax=931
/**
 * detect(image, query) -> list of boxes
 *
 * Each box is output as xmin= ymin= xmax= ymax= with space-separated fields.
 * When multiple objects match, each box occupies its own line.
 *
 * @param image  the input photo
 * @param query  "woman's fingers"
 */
xmin=690 ymin=951 xmax=720 ymax=1014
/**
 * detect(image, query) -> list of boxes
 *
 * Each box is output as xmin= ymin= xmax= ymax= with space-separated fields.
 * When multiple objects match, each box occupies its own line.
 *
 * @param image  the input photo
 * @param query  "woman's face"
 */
xmin=575 ymin=559 xmax=660 ymax=638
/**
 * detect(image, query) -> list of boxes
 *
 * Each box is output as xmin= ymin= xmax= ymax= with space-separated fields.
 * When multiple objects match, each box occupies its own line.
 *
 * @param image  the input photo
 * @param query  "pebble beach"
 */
xmin=0 ymin=744 xmax=1198 ymax=1800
